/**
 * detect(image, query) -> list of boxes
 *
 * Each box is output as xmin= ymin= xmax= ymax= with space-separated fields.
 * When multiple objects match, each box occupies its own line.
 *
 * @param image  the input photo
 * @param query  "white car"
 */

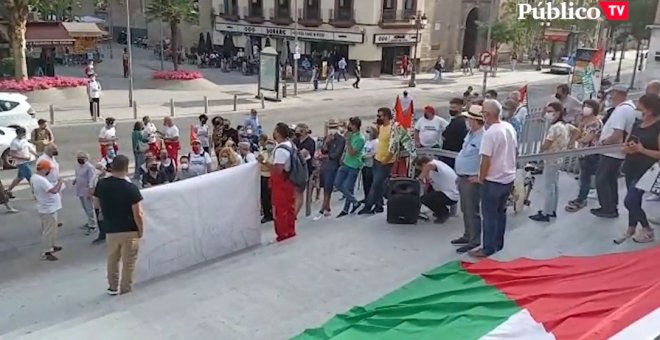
xmin=0 ymin=126 xmax=18 ymax=169
xmin=549 ymin=57 xmax=573 ymax=75
xmin=0 ymin=92 xmax=39 ymax=134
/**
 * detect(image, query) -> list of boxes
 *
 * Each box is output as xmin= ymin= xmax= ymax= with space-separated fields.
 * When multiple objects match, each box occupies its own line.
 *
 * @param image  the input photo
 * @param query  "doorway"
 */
xmin=462 ymin=8 xmax=478 ymax=59
xmin=381 ymin=46 xmax=410 ymax=75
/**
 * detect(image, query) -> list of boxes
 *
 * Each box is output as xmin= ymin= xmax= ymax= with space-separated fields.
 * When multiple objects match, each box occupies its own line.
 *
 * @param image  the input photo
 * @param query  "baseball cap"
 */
xmin=36 ymin=160 xmax=52 ymax=171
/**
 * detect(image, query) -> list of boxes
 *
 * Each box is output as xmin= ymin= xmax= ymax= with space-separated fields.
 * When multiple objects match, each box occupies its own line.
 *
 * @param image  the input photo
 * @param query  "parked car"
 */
xmin=0 ymin=92 xmax=39 ymax=134
xmin=550 ymin=57 xmax=573 ymax=75
xmin=0 ymin=126 xmax=18 ymax=169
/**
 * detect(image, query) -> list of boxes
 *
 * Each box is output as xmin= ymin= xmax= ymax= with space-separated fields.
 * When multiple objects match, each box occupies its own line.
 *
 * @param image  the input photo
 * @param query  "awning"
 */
xmin=62 ymin=22 xmax=107 ymax=38
xmin=544 ymin=29 xmax=570 ymax=42
xmin=26 ymin=22 xmax=75 ymax=47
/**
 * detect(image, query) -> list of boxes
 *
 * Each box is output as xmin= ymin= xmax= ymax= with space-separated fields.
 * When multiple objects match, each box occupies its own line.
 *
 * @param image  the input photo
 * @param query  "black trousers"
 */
xmin=261 ymin=176 xmax=273 ymax=220
xmin=361 ymin=166 xmax=373 ymax=201
xmin=421 ymin=189 xmax=456 ymax=218
xmin=95 ymin=208 xmax=106 ymax=240
xmin=89 ymin=98 xmax=100 ymax=118
xmin=595 ymin=155 xmax=623 ymax=213
xmin=353 ymin=76 xmax=361 ymax=87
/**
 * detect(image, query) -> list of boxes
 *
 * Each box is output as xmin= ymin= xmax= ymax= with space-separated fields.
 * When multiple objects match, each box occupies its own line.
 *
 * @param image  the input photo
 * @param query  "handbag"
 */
xmin=137 ymin=141 xmax=149 ymax=153
xmin=636 ymin=163 xmax=660 ymax=195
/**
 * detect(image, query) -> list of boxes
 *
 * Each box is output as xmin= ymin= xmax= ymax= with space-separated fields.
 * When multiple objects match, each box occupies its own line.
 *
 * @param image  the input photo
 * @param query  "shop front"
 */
xmin=213 ymin=21 xmax=363 ymax=68
xmin=25 ymin=22 xmax=75 ymax=76
xmin=374 ymin=33 xmax=417 ymax=75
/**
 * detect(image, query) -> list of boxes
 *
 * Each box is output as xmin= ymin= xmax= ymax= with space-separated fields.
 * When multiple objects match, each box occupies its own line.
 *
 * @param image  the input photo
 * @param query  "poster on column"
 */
xmin=135 ymin=163 xmax=262 ymax=283
xmin=570 ymin=48 xmax=603 ymax=101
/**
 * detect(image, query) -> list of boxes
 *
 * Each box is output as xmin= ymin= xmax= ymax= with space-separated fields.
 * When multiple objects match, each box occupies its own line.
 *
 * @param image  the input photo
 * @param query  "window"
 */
xmin=0 ymin=100 xmax=19 ymax=112
xmin=304 ymin=0 xmax=321 ymax=20
xmin=249 ymin=0 xmax=263 ymax=17
xmin=383 ymin=0 xmax=395 ymax=10
xmin=276 ymin=0 xmax=291 ymax=18
xmin=223 ymin=0 xmax=238 ymax=15
xmin=335 ymin=0 xmax=353 ymax=20
xmin=403 ymin=0 xmax=416 ymax=10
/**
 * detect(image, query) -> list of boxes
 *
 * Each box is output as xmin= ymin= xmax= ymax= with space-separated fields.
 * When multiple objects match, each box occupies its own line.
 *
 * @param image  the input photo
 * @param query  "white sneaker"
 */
xmin=6 ymin=207 xmax=18 ymax=214
xmin=313 ymin=214 xmax=325 ymax=221
xmin=645 ymin=195 xmax=660 ymax=202
xmin=587 ymin=189 xmax=598 ymax=200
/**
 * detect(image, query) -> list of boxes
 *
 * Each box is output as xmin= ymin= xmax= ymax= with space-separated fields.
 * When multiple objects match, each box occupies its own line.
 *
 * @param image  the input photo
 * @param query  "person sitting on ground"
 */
xmin=415 ymin=155 xmax=459 ymax=224
xmin=217 ymin=146 xmax=240 ymax=170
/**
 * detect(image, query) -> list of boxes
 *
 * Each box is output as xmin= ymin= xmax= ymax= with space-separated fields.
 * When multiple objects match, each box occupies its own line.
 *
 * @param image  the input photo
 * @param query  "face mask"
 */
xmin=200 ymin=119 xmax=207 ymax=124
xmin=45 ymin=171 xmax=51 ymax=177
xmin=449 ymin=110 xmax=460 ymax=116
xmin=295 ymin=132 xmax=302 ymax=139
xmin=160 ymin=155 xmax=167 ymax=160
xmin=77 ymin=158 xmax=86 ymax=165
xmin=555 ymin=93 xmax=562 ymax=100
xmin=338 ymin=128 xmax=345 ymax=134
xmin=213 ymin=121 xmax=220 ymax=126
xmin=192 ymin=146 xmax=201 ymax=153
xmin=180 ymin=163 xmax=189 ymax=170
xmin=328 ymin=129 xmax=338 ymax=135
xmin=224 ymin=123 xmax=230 ymax=128
xmin=376 ymin=118 xmax=384 ymax=125
xmin=52 ymin=151 xmax=59 ymax=156
xmin=149 ymin=165 xmax=158 ymax=172
xmin=246 ymin=129 xmax=253 ymax=135
xmin=582 ymin=107 xmax=594 ymax=116
xmin=545 ymin=112 xmax=555 ymax=121
xmin=220 ymin=157 xmax=229 ymax=165
xmin=266 ymin=144 xmax=274 ymax=152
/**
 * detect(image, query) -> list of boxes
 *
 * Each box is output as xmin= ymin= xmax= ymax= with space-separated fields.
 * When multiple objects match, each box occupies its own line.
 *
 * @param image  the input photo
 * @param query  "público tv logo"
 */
xmin=517 ymin=1 xmax=629 ymax=21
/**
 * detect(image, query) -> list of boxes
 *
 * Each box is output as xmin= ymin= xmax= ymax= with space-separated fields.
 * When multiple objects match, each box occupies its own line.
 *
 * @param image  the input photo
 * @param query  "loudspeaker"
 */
xmin=386 ymin=178 xmax=421 ymax=224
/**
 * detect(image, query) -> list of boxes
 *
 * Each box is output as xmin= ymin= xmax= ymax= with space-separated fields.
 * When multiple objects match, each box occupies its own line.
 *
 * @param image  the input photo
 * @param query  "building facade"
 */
xmin=75 ymin=0 xmax=496 ymax=77
xmin=644 ymin=3 xmax=660 ymax=85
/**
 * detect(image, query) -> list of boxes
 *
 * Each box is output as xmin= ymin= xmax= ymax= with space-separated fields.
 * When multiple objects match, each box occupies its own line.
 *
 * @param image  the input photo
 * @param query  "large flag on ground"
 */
xmin=294 ymin=248 xmax=660 ymax=340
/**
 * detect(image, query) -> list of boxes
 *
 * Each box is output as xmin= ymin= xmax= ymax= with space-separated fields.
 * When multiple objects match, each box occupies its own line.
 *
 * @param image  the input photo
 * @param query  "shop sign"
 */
xmin=373 ymin=34 xmax=418 ymax=45
xmin=27 ymin=40 xmax=74 ymax=47
xmin=215 ymin=22 xmax=364 ymax=44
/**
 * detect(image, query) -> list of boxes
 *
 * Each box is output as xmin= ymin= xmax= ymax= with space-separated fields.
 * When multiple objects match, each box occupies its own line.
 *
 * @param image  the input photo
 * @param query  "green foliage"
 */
xmin=0 ymin=58 xmax=14 ymax=76
xmin=33 ymin=0 xmax=80 ymax=21
xmin=145 ymin=0 xmax=199 ymax=25
xmin=477 ymin=20 xmax=515 ymax=49
xmin=629 ymin=0 xmax=658 ymax=41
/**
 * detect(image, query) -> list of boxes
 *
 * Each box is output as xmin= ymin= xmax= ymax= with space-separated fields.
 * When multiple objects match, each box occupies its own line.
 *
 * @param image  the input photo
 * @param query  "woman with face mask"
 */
xmin=157 ymin=150 xmax=176 ymax=183
xmin=566 ymin=100 xmax=603 ymax=212
xmin=617 ymin=94 xmax=660 ymax=244
xmin=141 ymin=156 xmax=164 ymax=188
xmin=131 ymin=121 xmax=150 ymax=181
xmin=529 ymin=102 xmax=570 ymax=222
xmin=217 ymin=147 xmax=239 ymax=170
xmin=257 ymin=138 xmax=276 ymax=223
xmin=195 ymin=114 xmax=211 ymax=154
xmin=176 ymin=155 xmax=196 ymax=181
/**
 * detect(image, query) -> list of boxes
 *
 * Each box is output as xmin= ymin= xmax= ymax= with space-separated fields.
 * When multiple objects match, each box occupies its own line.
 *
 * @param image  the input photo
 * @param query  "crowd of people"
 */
xmin=2 ymin=77 xmax=659 ymax=294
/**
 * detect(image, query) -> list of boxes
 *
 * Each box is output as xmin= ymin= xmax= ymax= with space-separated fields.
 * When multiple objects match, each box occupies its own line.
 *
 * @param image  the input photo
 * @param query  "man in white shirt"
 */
xmin=187 ymin=139 xmax=213 ymax=176
xmin=32 ymin=160 xmax=64 ymax=261
xmin=414 ymin=106 xmax=449 ymax=148
xmin=87 ymin=74 xmax=102 ymax=119
xmin=471 ymin=99 xmax=518 ymax=258
xmin=98 ymin=117 xmax=118 ymax=159
xmin=6 ymin=126 xmax=38 ymax=198
xmin=401 ymin=91 xmax=413 ymax=112
xmin=162 ymin=117 xmax=180 ymax=166
xmin=36 ymin=144 xmax=61 ymax=184
xmin=415 ymin=156 xmax=459 ymax=224
xmin=591 ymin=84 xmax=637 ymax=218
xmin=142 ymin=116 xmax=159 ymax=155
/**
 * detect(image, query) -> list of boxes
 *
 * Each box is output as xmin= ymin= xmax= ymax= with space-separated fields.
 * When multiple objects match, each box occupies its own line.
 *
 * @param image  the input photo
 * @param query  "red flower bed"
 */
xmin=152 ymin=70 xmax=202 ymax=81
xmin=0 ymin=76 xmax=88 ymax=92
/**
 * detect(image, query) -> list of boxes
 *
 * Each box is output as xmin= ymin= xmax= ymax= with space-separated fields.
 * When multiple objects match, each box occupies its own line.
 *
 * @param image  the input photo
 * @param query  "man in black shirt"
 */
xmin=441 ymin=98 xmax=469 ymax=168
xmin=293 ymin=123 xmax=316 ymax=216
xmin=94 ymin=155 xmax=144 ymax=296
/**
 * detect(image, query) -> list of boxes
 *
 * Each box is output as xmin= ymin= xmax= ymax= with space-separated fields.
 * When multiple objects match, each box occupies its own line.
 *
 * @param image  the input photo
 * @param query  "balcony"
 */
xmin=219 ymin=5 xmax=240 ymax=22
xmin=242 ymin=5 xmax=265 ymax=24
xmin=270 ymin=7 xmax=293 ymax=25
xmin=379 ymin=9 xmax=417 ymax=28
xmin=298 ymin=7 xmax=322 ymax=27
xmin=329 ymin=8 xmax=355 ymax=28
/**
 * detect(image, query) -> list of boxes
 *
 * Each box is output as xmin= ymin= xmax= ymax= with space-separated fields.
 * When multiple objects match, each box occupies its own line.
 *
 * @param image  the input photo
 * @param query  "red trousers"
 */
xmin=270 ymin=170 xmax=296 ymax=242
xmin=100 ymin=143 xmax=118 ymax=158
xmin=164 ymin=141 xmax=179 ymax=166
xmin=391 ymin=157 xmax=409 ymax=178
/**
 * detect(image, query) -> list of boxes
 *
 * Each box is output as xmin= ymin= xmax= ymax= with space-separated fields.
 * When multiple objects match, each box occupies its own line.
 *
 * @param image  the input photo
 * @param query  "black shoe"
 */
xmin=350 ymin=201 xmax=363 ymax=214
xmin=41 ymin=253 xmax=58 ymax=261
xmin=107 ymin=288 xmax=119 ymax=296
xmin=92 ymin=238 xmax=106 ymax=245
xmin=52 ymin=246 xmax=63 ymax=253
xmin=434 ymin=215 xmax=449 ymax=224
xmin=590 ymin=208 xmax=619 ymax=218
xmin=6 ymin=191 xmax=15 ymax=199
xmin=548 ymin=211 xmax=557 ymax=218
xmin=373 ymin=207 xmax=384 ymax=214
xmin=337 ymin=211 xmax=348 ymax=218
xmin=57 ymin=223 xmax=63 ymax=227
xmin=456 ymin=244 xmax=479 ymax=254
xmin=450 ymin=237 xmax=469 ymax=245
xmin=357 ymin=207 xmax=374 ymax=215
xmin=261 ymin=217 xmax=273 ymax=224
xmin=529 ymin=211 xmax=550 ymax=222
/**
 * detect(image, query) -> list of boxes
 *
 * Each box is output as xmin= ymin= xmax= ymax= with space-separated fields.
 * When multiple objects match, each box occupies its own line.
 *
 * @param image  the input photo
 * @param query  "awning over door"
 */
xmin=62 ymin=22 xmax=107 ymax=38
xmin=544 ymin=29 xmax=570 ymax=42
xmin=26 ymin=22 xmax=75 ymax=47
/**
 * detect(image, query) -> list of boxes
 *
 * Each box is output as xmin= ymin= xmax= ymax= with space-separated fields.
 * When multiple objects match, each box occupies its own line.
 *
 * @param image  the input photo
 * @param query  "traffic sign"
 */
xmin=479 ymin=51 xmax=492 ymax=66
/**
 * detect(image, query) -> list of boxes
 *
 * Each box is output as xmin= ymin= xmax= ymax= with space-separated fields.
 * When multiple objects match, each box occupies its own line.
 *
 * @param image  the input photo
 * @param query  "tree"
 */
xmin=478 ymin=21 xmax=515 ymax=76
xmin=627 ymin=0 xmax=658 ymax=87
xmin=2 ymin=0 xmax=36 ymax=80
xmin=34 ymin=0 xmax=79 ymax=21
xmin=146 ymin=0 xmax=198 ymax=70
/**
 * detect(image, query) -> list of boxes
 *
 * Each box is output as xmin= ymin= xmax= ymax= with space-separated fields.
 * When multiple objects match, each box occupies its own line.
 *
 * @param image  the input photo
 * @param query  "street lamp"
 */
xmin=536 ymin=21 xmax=551 ymax=71
xmin=408 ymin=14 xmax=428 ymax=88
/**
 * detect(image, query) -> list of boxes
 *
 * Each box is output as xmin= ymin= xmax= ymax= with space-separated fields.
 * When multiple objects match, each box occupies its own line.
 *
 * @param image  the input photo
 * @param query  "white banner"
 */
xmin=135 ymin=163 xmax=262 ymax=283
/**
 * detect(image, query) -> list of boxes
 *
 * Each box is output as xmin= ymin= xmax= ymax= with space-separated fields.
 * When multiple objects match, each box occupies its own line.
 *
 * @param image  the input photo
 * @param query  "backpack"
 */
xmin=276 ymin=144 xmax=309 ymax=190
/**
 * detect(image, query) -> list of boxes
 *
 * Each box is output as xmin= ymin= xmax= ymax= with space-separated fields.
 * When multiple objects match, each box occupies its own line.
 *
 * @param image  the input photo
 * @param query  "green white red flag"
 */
xmin=294 ymin=248 xmax=660 ymax=339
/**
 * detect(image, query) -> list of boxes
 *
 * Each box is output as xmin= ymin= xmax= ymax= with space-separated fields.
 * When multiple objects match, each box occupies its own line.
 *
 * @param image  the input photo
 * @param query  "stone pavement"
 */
xmin=0 ymin=171 xmax=657 ymax=339
xmin=25 ymin=46 xmax=641 ymax=125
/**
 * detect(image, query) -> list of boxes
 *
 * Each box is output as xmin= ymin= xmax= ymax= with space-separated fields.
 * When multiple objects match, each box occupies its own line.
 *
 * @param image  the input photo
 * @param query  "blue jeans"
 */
xmin=364 ymin=161 xmax=393 ymax=211
xmin=576 ymin=155 xmax=599 ymax=202
xmin=481 ymin=180 xmax=513 ymax=255
xmin=16 ymin=162 xmax=33 ymax=181
xmin=334 ymin=165 xmax=360 ymax=212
